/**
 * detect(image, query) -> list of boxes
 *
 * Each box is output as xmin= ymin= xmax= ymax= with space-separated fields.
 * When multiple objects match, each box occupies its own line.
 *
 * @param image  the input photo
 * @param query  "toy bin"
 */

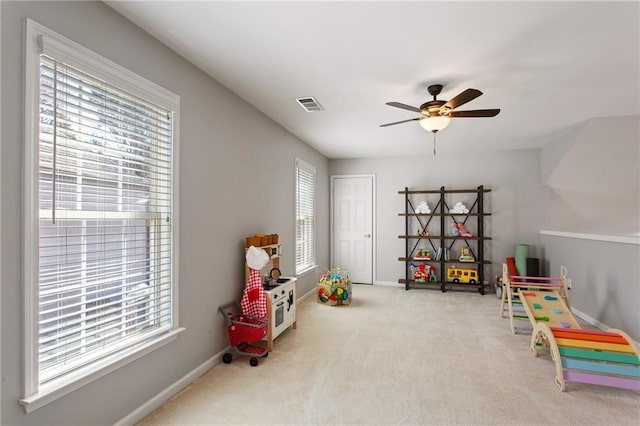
xmin=317 ymin=282 xmax=352 ymax=305
xmin=316 ymin=268 xmax=352 ymax=306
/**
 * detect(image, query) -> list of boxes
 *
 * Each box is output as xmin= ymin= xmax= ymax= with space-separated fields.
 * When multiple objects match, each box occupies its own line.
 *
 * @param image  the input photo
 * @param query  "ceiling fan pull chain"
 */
xmin=433 ymin=133 xmax=437 ymax=156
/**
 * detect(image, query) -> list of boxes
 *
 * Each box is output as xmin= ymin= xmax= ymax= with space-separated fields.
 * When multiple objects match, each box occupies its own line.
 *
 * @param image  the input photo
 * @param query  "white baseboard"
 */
xmin=375 ymin=280 xmax=403 ymax=287
xmin=298 ymin=286 xmax=316 ymax=303
xmin=572 ymin=307 xmax=640 ymax=347
xmin=571 ymin=307 xmax=607 ymax=330
xmin=118 ymin=286 xmax=318 ymax=425
xmin=114 ymin=348 xmax=227 ymax=426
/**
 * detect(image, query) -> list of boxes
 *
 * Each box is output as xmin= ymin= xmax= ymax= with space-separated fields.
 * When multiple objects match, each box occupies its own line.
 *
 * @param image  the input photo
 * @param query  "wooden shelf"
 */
xmin=398 ymin=188 xmax=492 ymax=195
xmin=398 ymin=257 xmax=492 ymax=264
xmin=398 ymin=213 xmax=492 ymax=217
xmin=398 ymin=185 xmax=491 ymax=295
xmin=400 ymin=279 xmax=490 ymax=293
xmin=399 ymin=235 xmax=492 ymax=240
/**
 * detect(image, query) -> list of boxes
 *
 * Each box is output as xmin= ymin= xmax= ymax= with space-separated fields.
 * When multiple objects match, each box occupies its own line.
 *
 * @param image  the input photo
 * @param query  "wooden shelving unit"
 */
xmin=398 ymin=185 xmax=491 ymax=294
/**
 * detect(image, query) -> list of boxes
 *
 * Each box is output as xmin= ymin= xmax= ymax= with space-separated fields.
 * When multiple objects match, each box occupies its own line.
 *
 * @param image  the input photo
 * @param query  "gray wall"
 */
xmin=329 ymin=148 xmax=549 ymax=284
xmin=542 ymin=115 xmax=640 ymax=236
xmin=541 ymin=234 xmax=639 ymax=342
xmin=539 ymin=115 xmax=640 ymax=342
xmin=1 ymin=1 xmax=328 ymax=424
xmin=329 ymin=116 xmax=639 ymax=346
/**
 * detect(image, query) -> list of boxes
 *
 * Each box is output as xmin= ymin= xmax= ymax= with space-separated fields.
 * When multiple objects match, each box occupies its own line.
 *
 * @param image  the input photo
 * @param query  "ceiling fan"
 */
xmin=381 ymin=83 xmax=500 ymax=135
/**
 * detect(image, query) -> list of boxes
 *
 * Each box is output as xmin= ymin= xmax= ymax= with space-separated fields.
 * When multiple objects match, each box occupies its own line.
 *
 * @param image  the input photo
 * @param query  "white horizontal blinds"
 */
xmin=38 ymin=55 xmax=173 ymax=384
xmin=295 ymin=159 xmax=316 ymax=273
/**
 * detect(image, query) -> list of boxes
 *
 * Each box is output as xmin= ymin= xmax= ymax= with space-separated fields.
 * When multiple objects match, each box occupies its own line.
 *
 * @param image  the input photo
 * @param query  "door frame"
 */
xmin=330 ymin=174 xmax=376 ymax=284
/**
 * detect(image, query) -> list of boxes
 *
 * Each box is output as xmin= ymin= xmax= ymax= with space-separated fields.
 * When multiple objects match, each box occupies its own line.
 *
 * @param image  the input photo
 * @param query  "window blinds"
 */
xmin=295 ymin=159 xmax=316 ymax=274
xmin=37 ymin=55 xmax=174 ymax=384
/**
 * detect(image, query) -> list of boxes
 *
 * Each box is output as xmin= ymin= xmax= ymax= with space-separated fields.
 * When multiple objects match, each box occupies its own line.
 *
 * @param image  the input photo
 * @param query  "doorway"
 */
xmin=330 ymin=175 xmax=375 ymax=284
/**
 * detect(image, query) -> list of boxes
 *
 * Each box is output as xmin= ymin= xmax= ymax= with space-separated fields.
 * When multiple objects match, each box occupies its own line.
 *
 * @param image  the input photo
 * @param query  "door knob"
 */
xmin=364 ymin=233 xmax=372 ymax=238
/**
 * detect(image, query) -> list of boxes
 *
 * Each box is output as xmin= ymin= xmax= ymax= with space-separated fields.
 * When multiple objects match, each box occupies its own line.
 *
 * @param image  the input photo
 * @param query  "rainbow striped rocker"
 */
xmin=529 ymin=323 xmax=640 ymax=392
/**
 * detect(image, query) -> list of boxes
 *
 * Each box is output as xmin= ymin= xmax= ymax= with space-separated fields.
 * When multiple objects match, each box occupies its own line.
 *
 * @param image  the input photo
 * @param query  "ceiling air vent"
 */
xmin=296 ymin=96 xmax=324 ymax=112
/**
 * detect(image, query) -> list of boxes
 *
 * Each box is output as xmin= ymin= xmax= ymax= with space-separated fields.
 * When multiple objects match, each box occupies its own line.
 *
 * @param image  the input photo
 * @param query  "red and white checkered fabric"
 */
xmin=241 ymin=268 xmax=267 ymax=318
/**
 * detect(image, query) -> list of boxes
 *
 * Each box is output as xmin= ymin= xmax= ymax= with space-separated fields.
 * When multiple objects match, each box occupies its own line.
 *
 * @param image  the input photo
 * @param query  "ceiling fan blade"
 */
xmin=380 ymin=117 xmax=420 ymax=127
xmin=442 ymin=88 xmax=483 ymax=111
xmin=449 ymin=109 xmax=500 ymax=118
xmin=385 ymin=102 xmax=421 ymax=113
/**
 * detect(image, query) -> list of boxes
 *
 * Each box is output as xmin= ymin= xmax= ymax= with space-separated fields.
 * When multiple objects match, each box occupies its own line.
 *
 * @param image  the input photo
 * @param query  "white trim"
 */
xmin=28 ymin=19 xmax=178 ymax=111
xmin=294 ymin=158 xmax=317 ymax=275
xmin=295 ymin=157 xmax=316 ymax=174
xmin=24 ymin=16 xmax=43 ymax=398
xmin=375 ymin=281 xmax=402 ymax=287
xmin=572 ymin=308 xmax=640 ymax=348
xmin=330 ymin=174 xmax=377 ymax=284
xmin=171 ymin=110 xmax=181 ymax=336
xmin=0 ymin=8 xmax=3 ymax=420
xmin=114 ymin=336 xmax=220 ymax=426
xmin=571 ymin=307 xmax=609 ymax=331
xmin=540 ymin=230 xmax=640 ymax=245
xmin=297 ymin=287 xmax=317 ymax=304
xmin=22 ymin=18 xmax=182 ymax=411
xmin=20 ymin=328 xmax=185 ymax=414
xmin=296 ymin=264 xmax=317 ymax=277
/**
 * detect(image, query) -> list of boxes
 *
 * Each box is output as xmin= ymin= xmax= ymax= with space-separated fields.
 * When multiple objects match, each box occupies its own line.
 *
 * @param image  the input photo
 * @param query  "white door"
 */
xmin=331 ymin=175 xmax=374 ymax=284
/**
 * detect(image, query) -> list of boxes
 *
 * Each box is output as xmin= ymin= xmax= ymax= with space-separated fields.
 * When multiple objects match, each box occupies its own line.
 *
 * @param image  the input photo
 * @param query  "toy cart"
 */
xmin=218 ymin=302 xmax=269 ymax=367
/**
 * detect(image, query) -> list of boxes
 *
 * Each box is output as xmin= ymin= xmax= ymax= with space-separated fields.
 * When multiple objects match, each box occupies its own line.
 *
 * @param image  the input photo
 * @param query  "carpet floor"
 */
xmin=138 ymin=284 xmax=639 ymax=425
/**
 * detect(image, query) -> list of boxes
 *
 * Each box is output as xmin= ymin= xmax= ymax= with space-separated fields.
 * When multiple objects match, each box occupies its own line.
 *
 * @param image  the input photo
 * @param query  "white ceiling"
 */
xmin=106 ymin=1 xmax=639 ymax=159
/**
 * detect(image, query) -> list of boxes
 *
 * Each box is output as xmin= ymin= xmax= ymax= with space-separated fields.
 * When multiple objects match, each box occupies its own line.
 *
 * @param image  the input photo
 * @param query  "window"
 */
xmin=295 ymin=158 xmax=316 ymax=274
xmin=22 ymin=20 xmax=181 ymax=412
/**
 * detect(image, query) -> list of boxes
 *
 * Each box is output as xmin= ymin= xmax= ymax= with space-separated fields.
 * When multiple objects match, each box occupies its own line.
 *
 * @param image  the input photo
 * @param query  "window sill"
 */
xmin=296 ymin=265 xmax=317 ymax=277
xmin=20 ymin=327 xmax=185 ymax=413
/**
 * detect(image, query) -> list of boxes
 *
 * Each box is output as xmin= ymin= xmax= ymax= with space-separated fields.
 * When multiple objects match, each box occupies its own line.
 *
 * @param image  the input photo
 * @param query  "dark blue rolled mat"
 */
xmin=526 ymin=257 xmax=540 ymax=277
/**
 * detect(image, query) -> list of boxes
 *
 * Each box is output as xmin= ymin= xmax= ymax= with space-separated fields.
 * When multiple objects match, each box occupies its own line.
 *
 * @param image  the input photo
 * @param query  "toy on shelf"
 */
xmin=413 ymin=264 xmax=428 ymax=282
xmin=447 ymin=267 xmax=479 ymax=284
xmin=411 ymin=263 xmax=435 ymax=283
xmin=449 ymin=201 xmax=469 ymax=214
xmin=459 ymin=246 xmax=475 ymax=262
xmin=414 ymin=201 xmax=431 ymax=214
xmin=449 ymin=223 xmax=460 ymax=237
xmin=415 ymin=248 xmax=431 ymax=260
xmin=456 ymin=222 xmax=472 ymax=237
xmin=434 ymin=247 xmax=442 ymax=261
xmin=317 ymin=268 xmax=352 ymax=306
xmin=417 ymin=226 xmax=430 ymax=236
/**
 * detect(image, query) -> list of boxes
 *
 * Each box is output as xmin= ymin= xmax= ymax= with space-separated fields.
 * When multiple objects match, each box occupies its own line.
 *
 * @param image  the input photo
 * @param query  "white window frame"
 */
xmin=295 ymin=158 xmax=317 ymax=275
xmin=21 ymin=19 xmax=183 ymax=413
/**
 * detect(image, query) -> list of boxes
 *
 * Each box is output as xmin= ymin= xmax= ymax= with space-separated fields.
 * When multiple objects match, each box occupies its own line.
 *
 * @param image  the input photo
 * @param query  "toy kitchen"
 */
xmin=245 ymin=235 xmax=296 ymax=351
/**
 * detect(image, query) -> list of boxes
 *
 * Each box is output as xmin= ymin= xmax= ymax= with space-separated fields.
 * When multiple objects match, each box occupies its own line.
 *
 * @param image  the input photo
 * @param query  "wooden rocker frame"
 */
xmin=500 ymin=263 xmax=570 ymax=334
xmin=529 ymin=323 xmax=640 ymax=392
xmin=516 ymin=287 xmax=640 ymax=392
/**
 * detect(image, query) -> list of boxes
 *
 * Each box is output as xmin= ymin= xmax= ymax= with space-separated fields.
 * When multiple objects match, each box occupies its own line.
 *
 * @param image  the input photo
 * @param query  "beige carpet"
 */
xmin=138 ymin=284 xmax=640 ymax=425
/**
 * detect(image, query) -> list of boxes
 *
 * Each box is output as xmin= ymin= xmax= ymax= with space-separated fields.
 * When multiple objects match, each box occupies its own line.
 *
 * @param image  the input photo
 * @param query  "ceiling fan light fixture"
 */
xmin=419 ymin=115 xmax=451 ymax=133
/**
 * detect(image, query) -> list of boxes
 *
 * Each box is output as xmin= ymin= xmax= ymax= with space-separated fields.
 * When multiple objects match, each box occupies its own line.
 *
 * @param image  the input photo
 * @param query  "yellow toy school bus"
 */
xmin=447 ymin=267 xmax=478 ymax=284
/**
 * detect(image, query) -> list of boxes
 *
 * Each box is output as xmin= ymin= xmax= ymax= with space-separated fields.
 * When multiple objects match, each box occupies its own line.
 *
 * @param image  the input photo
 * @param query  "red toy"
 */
xmin=219 ymin=302 xmax=269 ymax=367
xmin=413 ymin=263 xmax=435 ymax=283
